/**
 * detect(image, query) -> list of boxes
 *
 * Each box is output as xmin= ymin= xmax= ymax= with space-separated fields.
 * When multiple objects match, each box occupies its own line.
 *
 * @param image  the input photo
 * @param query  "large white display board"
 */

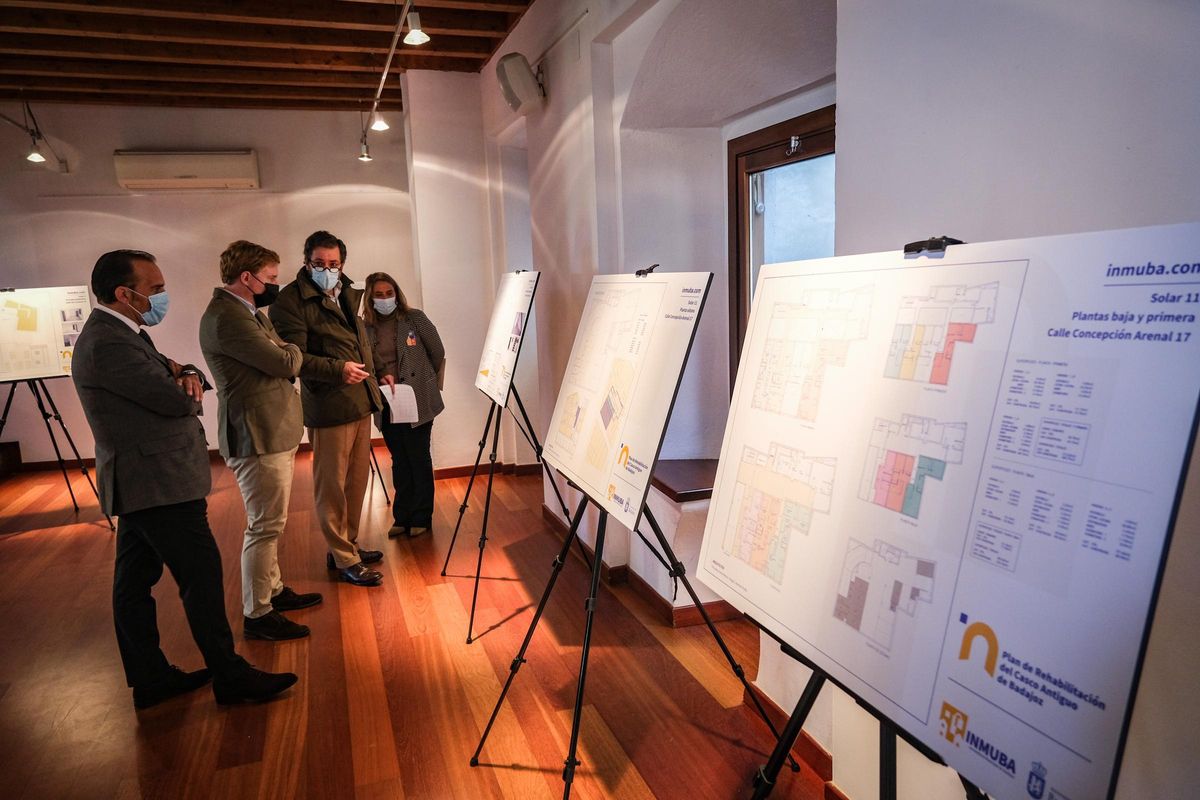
xmin=543 ymin=271 xmax=712 ymax=531
xmin=697 ymin=223 xmax=1200 ymax=800
xmin=475 ymin=270 xmax=540 ymax=406
xmin=0 ymin=286 xmax=91 ymax=382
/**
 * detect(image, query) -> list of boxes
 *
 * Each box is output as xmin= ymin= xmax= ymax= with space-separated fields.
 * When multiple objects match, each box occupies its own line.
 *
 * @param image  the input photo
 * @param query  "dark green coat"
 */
xmin=270 ymin=267 xmax=383 ymax=428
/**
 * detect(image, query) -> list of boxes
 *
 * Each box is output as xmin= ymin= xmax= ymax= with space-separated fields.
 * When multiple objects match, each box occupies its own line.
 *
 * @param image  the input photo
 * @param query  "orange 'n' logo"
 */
xmin=958 ymin=621 xmax=999 ymax=676
xmin=617 ymin=445 xmax=630 ymax=467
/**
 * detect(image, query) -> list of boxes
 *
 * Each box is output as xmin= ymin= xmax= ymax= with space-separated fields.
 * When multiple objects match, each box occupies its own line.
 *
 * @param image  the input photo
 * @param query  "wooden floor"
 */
xmin=0 ymin=451 xmax=825 ymax=800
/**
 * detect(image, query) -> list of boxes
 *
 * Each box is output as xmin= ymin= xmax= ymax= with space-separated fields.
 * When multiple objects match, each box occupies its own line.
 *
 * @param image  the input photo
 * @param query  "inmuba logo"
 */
xmin=937 ymin=699 xmax=1018 ymax=776
xmin=939 ymin=701 xmax=968 ymax=746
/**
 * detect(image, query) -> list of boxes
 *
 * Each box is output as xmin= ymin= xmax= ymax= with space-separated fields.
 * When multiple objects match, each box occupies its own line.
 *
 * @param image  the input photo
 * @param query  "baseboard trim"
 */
xmin=626 ymin=568 xmax=741 ymax=628
xmin=745 ymin=681 xmax=834 ymax=782
xmin=540 ymin=503 xmax=628 ymax=584
xmin=435 ymin=461 xmax=539 ymax=480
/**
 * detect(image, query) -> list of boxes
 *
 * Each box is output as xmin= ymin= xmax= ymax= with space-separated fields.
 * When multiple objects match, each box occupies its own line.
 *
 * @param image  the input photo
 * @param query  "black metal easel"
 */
xmin=439 ymin=383 xmax=587 ymax=643
xmin=0 ymin=376 xmax=113 ymax=530
xmin=748 ymin=621 xmax=990 ymax=800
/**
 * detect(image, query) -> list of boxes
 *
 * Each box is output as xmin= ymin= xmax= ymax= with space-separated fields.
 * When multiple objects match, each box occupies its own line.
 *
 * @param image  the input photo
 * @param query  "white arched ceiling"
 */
xmin=621 ymin=0 xmax=836 ymax=130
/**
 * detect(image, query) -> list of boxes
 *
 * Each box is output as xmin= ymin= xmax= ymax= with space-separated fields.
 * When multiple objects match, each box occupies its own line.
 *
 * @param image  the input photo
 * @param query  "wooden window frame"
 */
xmin=727 ymin=104 xmax=836 ymax=389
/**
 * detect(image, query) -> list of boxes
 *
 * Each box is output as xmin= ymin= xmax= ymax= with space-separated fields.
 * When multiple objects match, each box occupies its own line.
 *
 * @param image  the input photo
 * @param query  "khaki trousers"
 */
xmin=225 ymin=447 xmax=298 ymax=619
xmin=309 ymin=415 xmax=372 ymax=569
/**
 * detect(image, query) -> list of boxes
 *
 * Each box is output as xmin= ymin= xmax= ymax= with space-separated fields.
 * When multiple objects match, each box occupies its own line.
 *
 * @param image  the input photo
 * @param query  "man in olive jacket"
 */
xmin=271 ymin=230 xmax=385 ymax=586
xmin=200 ymin=240 xmax=322 ymax=641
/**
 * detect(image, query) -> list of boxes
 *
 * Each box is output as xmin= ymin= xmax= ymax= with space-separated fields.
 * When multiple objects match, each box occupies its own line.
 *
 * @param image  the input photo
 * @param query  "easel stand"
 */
xmin=748 ymin=622 xmax=990 ymax=800
xmin=470 ymin=493 xmax=800 ymax=798
xmin=0 ymin=377 xmax=113 ymax=530
xmin=440 ymin=384 xmax=585 ymax=643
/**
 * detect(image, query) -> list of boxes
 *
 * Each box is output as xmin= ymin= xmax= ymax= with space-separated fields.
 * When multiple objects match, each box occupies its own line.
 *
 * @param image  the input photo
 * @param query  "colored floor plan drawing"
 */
xmin=585 ymin=358 xmax=635 ymax=470
xmin=883 ymin=282 xmax=998 ymax=385
xmin=722 ymin=444 xmax=836 ymax=584
xmin=751 ymin=286 xmax=872 ymax=422
xmin=555 ymin=392 xmax=585 ymax=456
xmin=833 ymin=538 xmax=935 ymax=654
xmin=858 ymin=415 xmax=966 ymax=519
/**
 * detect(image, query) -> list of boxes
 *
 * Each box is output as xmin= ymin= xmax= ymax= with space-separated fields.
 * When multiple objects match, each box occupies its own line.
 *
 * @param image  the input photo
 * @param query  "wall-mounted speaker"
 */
xmin=496 ymin=52 xmax=545 ymax=115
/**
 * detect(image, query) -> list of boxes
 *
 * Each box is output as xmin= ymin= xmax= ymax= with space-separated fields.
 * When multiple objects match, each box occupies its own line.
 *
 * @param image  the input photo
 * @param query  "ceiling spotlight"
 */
xmin=358 ymin=139 xmax=373 ymax=162
xmin=370 ymin=116 xmax=390 ymax=132
xmin=403 ymin=11 xmax=430 ymax=46
xmin=26 ymin=136 xmax=46 ymax=163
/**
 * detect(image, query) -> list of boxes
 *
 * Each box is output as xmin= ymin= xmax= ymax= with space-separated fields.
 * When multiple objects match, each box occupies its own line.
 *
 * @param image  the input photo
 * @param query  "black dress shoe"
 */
xmin=133 ymin=665 xmax=212 ymax=710
xmin=271 ymin=586 xmax=323 ymax=611
xmin=212 ymin=667 xmax=298 ymax=705
xmin=338 ymin=562 xmax=383 ymax=586
xmin=326 ymin=549 xmax=383 ymax=570
xmin=244 ymin=610 xmax=310 ymax=641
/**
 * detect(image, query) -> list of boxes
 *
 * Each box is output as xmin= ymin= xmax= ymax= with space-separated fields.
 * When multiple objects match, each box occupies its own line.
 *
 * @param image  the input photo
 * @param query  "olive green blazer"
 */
xmin=199 ymin=289 xmax=303 ymax=457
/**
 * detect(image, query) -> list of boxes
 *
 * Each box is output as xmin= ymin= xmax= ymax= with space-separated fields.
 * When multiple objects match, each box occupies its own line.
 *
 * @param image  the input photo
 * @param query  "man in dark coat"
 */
xmin=72 ymin=249 xmax=297 ymax=708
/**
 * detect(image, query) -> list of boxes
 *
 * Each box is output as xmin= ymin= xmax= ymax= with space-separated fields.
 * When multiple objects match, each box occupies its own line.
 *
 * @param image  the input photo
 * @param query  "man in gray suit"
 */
xmin=72 ymin=249 xmax=297 ymax=708
xmin=200 ymin=240 xmax=321 ymax=642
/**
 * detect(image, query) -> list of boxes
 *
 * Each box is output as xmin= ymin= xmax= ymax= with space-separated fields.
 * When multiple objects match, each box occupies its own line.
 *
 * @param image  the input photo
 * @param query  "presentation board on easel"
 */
xmin=0 ymin=286 xmax=91 ymax=382
xmin=696 ymin=223 xmax=1200 ymax=800
xmin=475 ymin=270 xmax=540 ymax=406
xmin=542 ymin=271 xmax=713 ymax=531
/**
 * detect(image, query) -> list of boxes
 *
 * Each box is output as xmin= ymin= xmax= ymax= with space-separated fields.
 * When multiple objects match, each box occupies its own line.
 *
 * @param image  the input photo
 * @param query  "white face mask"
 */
xmin=373 ymin=297 xmax=398 ymax=316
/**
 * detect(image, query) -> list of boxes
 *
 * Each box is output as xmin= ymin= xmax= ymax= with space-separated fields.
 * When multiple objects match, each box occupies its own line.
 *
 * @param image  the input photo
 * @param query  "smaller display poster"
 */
xmin=475 ymin=271 xmax=540 ymax=407
xmin=0 ymin=285 xmax=92 ymax=382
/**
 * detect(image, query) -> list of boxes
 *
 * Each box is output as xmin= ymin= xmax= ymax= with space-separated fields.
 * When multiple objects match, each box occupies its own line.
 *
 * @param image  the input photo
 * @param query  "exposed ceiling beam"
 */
xmin=0 ymin=34 xmax=483 ymax=71
xmin=337 ymin=0 xmax=527 ymax=12
xmin=0 ymin=1 xmax=511 ymax=38
xmin=0 ymin=89 xmax=405 ymax=110
xmin=0 ymin=74 xmax=404 ymax=103
xmin=0 ymin=57 xmax=391 ymax=87
xmin=0 ymin=9 xmax=495 ymax=57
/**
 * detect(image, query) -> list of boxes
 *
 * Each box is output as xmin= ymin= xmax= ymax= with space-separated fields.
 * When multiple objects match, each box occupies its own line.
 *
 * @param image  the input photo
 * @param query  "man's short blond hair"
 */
xmin=219 ymin=240 xmax=280 ymax=285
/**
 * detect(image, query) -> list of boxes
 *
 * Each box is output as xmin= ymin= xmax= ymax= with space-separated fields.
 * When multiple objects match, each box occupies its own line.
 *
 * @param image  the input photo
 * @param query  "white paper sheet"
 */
xmin=381 ymin=382 xmax=418 ymax=423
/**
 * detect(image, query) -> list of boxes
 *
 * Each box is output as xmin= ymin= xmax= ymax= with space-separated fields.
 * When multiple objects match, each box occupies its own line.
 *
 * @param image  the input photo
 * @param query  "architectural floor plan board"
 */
xmin=475 ymin=271 xmax=540 ymax=406
xmin=0 ymin=286 xmax=91 ymax=382
xmin=696 ymin=223 xmax=1200 ymax=800
xmin=542 ymin=271 xmax=712 ymax=531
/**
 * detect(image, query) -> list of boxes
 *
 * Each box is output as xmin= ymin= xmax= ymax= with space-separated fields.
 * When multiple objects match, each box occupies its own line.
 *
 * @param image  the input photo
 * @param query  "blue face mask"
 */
xmin=373 ymin=297 xmax=397 ymax=316
xmin=309 ymin=267 xmax=341 ymax=292
xmin=128 ymin=289 xmax=169 ymax=326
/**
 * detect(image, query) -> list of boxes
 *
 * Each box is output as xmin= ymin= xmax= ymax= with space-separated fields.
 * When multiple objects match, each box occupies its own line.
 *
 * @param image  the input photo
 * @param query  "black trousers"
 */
xmin=381 ymin=420 xmax=435 ymax=527
xmin=113 ymin=498 xmax=247 ymax=687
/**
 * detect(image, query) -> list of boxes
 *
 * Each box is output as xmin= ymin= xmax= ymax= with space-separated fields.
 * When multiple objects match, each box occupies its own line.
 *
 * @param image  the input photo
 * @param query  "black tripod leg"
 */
xmin=472 ymin=495 xmax=590 ymax=765
xmin=880 ymin=721 xmax=897 ymax=800
xmin=0 ymin=382 xmax=16 ymax=440
xmin=441 ymin=404 xmax=497 ymax=576
xmin=640 ymin=506 xmax=800 ymax=773
xmin=369 ymin=446 xmax=391 ymax=505
xmin=28 ymin=380 xmax=79 ymax=511
xmin=36 ymin=379 xmax=113 ymax=529
xmin=960 ymin=776 xmax=989 ymax=800
xmin=561 ymin=509 xmax=607 ymax=799
xmin=466 ymin=404 xmax=504 ymax=644
xmin=750 ymin=671 xmax=826 ymax=799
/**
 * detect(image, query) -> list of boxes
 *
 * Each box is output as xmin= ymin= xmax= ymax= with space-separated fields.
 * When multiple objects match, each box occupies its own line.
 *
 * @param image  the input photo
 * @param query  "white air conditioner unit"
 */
xmin=113 ymin=149 xmax=260 ymax=190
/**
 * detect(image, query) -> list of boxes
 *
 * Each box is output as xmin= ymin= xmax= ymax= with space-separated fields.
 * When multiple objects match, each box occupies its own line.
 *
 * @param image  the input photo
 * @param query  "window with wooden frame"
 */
xmin=727 ymin=105 xmax=835 ymax=387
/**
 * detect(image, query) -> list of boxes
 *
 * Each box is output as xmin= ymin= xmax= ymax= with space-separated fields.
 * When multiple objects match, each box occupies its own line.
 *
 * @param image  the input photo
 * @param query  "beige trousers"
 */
xmin=225 ymin=447 xmax=298 ymax=619
xmin=309 ymin=415 xmax=372 ymax=569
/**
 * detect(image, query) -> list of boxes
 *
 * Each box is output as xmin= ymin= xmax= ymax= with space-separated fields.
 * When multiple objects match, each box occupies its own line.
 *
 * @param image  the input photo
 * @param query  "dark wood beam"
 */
xmin=0 ymin=1 xmax=511 ymax=39
xmin=337 ymin=0 xmax=528 ymax=12
xmin=0 ymin=74 xmax=404 ymax=103
xmin=0 ymin=57 xmax=387 ymax=87
xmin=0 ymin=34 xmax=482 ymax=72
xmin=0 ymin=89 xmax=404 ymax=110
xmin=0 ymin=8 xmax=495 ymax=57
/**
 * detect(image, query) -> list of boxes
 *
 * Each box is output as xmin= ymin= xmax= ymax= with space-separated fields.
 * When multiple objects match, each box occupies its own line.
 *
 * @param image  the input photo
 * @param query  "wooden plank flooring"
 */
xmin=0 ymin=451 xmax=824 ymax=799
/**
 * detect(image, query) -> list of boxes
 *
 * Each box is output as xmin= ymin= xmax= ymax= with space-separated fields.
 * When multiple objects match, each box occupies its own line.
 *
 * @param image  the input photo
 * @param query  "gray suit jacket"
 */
xmin=366 ymin=308 xmax=445 ymax=428
xmin=71 ymin=309 xmax=212 ymax=515
xmin=199 ymin=289 xmax=303 ymax=458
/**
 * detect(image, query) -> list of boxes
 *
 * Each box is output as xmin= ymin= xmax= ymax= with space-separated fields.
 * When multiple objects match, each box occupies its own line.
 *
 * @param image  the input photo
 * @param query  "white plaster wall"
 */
xmin=402 ymin=71 xmax=498 ymax=470
xmin=833 ymin=1 xmax=1200 ymax=798
xmin=0 ymin=103 xmax=413 ymax=464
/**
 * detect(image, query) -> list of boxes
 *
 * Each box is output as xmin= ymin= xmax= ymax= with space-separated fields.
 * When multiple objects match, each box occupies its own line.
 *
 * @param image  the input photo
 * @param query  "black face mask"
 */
xmin=253 ymin=282 xmax=280 ymax=308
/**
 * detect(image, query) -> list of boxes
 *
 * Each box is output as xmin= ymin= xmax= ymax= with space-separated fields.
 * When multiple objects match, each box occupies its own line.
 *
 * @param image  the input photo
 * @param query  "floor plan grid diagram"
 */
xmin=884 ymin=282 xmax=998 ymax=385
xmin=751 ymin=286 xmax=872 ymax=422
xmin=833 ymin=538 xmax=936 ymax=655
xmin=722 ymin=444 xmax=835 ymax=584
xmin=859 ymin=415 xmax=966 ymax=519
